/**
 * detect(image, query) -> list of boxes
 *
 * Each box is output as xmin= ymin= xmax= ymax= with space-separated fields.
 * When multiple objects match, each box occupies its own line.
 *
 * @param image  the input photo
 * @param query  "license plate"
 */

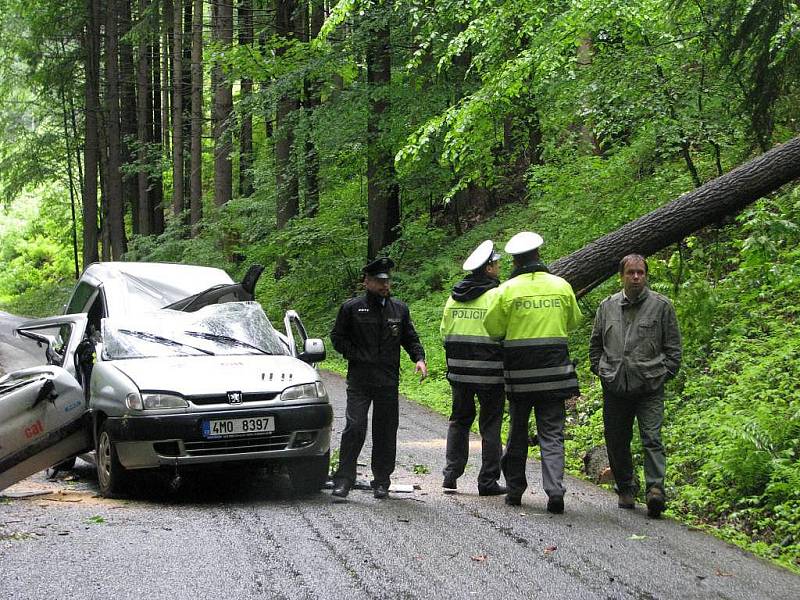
xmin=202 ymin=416 xmax=275 ymax=438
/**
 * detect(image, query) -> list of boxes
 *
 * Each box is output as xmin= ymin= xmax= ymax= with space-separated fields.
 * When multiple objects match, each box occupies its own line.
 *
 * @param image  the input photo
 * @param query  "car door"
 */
xmin=284 ymin=310 xmax=326 ymax=364
xmin=0 ymin=315 xmax=92 ymax=491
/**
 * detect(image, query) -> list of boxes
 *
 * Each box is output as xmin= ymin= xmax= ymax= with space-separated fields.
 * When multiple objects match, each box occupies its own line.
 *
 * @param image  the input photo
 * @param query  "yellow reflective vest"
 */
xmin=440 ymin=287 xmax=503 ymax=386
xmin=483 ymin=270 xmax=582 ymax=395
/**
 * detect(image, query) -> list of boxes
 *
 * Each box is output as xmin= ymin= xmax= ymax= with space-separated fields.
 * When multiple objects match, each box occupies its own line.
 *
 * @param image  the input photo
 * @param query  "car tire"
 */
xmin=96 ymin=421 xmax=129 ymax=498
xmin=288 ymin=451 xmax=330 ymax=495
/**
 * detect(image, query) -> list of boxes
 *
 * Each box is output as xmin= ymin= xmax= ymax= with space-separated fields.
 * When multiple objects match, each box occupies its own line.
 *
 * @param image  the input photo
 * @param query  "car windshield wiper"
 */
xmin=183 ymin=331 xmax=271 ymax=355
xmin=116 ymin=329 xmax=215 ymax=355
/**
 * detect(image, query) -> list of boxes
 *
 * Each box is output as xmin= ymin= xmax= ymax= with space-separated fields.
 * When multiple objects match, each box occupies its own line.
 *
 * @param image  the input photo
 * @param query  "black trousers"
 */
xmin=603 ymin=388 xmax=665 ymax=496
xmin=333 ymin=385 xmax=399 ymax=487
xmin=501 ymin=392 xmax=567 ymax=498
xmin=442 ymin=383 xmax=504 ymax=488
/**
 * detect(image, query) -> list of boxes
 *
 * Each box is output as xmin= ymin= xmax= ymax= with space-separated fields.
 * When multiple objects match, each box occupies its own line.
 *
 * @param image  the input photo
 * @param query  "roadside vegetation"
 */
xmin=0 ymin=0 xmax=798 ymax=573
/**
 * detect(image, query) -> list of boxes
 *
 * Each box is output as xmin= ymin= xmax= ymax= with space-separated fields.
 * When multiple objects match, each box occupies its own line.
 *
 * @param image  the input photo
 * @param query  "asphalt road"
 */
xmin=1 ymin=315 xmax=798 ymax=599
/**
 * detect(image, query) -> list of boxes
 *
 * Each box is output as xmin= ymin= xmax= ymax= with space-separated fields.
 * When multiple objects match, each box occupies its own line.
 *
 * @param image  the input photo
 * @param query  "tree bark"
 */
xmin=105 ymin=0 xmax=127 ymax=260
xmin=83 ymin=0 xmax=101 ymax=266
xmin=189 ymin=0 xmax=203 ymax=231
xmin=182 ymin=0 xmax=193 ymax=199
xmin=137 ymin=0 xmax=153 ymax=236
xmin=238 ymin=0 xmax=254 ymax=198
xmin=274 ymin=0 xmax=299 ymax=229
xmin=366 ymin=1 xmax=399 ymax=259
xmin=213 ymin=0 xmax=234 ymax=206
xmin=171 ymin=0 xmax=184 ymax=217
xmin=550 ymin=135 xmax=800 ymax=297
xmin=119 ymin=0 xmax=139 ymax=233
xmin=151 ymin=22 xmax=166 ymax=235
xmin=303 ymin=0 xmax=323 ymax=217
xmin=59 ymin=85 xmax=80 ymax=279
xmin=162 ymin=0 xmax=173 ymax=156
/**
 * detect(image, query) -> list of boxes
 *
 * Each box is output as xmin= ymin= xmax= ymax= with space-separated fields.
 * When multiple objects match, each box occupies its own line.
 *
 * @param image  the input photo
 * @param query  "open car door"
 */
xmin=283 ymin=310 xmax=326 ymax=364
xmin=0 ymin=315 xmax=92 ymax=492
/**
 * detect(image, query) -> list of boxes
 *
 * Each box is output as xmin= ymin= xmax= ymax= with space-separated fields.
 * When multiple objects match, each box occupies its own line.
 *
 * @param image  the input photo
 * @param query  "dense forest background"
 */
xmin=0 ymin=0 xmax=798 ymax=570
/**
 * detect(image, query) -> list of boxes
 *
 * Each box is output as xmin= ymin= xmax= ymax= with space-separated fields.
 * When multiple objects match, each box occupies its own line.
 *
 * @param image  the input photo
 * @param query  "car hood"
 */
xmin=110 ymin=354 xmax=319 ymax=395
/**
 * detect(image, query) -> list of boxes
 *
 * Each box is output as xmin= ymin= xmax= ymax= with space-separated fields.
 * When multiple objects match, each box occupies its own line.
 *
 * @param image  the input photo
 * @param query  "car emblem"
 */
xmin=227 ymin=391 xmax=243 ymax=404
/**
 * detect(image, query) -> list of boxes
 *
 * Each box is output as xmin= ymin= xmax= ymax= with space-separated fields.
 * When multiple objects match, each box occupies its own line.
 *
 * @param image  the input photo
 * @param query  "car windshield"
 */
xmin=102 ymin=302 xmax=290 ymax=359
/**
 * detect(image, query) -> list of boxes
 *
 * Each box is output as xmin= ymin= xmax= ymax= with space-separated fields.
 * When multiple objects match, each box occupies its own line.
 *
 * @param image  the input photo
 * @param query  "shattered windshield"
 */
xmin=102 ymin=302 xmax=290 ymax=359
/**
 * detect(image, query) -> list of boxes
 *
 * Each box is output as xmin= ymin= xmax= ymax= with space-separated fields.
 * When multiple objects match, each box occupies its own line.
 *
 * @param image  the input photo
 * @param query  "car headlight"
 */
xmin=126 ymin=392 xmax=143 ymax=410
xmin=280 ymin=381 xmax=326 ymax=401
xmin=141 ymin=393 xmax=188 ymax=409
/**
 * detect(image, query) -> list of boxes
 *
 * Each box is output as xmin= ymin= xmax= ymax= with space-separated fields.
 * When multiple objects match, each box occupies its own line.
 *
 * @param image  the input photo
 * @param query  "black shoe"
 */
xmin=478 ymin=482 xmax=508 ymax=496
xmin=442 ymin=476 xmax=457 ymax=493
xmin=617 ymin=492 xmax=635 ymax=509
xmin=505 ymin=493 xmax=522 ymax=506
xmin=373 ymin=484 xmax=389 ymax=499
xmin=646 ymin=488 xmax=665 ymax=518
xmin=547 ymin=495 xmax=564 ymax=514
xmin=331 ymin=481 xmax=350 ymax=501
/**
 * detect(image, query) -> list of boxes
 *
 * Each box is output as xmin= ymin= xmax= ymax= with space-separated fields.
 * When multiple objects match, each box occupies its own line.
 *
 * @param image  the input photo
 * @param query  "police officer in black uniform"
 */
xmin=330 ymin=257 xmax=427 ymax=501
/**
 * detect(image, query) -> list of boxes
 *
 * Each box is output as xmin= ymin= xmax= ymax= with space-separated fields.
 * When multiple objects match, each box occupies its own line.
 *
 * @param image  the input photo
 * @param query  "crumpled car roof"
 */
xmin=82 ymin=262 xmax=235 ymax=313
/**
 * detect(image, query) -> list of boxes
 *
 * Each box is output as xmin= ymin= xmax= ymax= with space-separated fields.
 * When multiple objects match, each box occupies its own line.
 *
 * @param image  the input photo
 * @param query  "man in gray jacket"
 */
xmin=589 ymin=254 xmax=682 ymax=517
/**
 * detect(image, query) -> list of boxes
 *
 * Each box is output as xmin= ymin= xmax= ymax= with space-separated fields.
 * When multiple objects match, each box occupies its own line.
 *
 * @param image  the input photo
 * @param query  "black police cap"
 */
xmin=363 ymin=256 xmax=395 ymax=279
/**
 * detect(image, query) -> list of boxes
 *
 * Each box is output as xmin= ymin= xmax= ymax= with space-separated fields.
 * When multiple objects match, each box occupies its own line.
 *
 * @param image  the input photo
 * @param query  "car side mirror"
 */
xmin=298 ymin=338 xmax=325 ymax=364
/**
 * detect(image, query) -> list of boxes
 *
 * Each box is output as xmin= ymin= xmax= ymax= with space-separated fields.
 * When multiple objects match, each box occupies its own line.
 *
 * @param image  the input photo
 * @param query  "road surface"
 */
xmin=0 ymin=314 xmax=797 ymax=599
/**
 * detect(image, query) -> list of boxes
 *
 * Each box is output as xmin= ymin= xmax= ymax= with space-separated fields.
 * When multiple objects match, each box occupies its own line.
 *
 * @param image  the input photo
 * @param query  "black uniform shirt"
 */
xmin=330 ymin=291 xmax=425 ymax=388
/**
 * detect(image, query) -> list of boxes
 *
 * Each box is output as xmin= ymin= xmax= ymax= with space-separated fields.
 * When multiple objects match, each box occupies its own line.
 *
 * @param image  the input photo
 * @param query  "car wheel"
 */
xmin=96 ymin=421 xmax=128 ymax=497
xmin=288 ymin=451 xmax=330 ymax=495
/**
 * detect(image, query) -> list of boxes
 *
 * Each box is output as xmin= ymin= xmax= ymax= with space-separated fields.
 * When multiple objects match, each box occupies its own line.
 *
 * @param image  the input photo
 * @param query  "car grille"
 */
xmin=183 ymin=434 xmax=291 ymax=456
xmin=187 ymin=392 xmax=279 ymax=405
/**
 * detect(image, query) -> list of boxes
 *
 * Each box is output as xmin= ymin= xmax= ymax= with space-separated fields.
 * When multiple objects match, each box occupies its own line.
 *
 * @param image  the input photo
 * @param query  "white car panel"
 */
xmin=0 ymin=366 xmax=90 ymax=491
xmin=109 ymin=355 xmax=320 ymax=397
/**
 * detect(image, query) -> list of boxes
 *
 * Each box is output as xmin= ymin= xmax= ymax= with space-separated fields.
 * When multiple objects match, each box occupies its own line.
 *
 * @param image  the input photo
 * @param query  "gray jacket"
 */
xmin=589 ymin=287 xmax=682 ymax=396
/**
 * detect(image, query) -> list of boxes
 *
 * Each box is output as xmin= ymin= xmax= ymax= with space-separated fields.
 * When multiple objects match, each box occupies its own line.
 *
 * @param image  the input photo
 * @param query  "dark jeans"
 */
xmin=501 ymin=392 xmax=567 ymax=498
xmin=442 ymin=384 xmax=505 ymax=488
xmin=603 ymin=389 xmax=665 ymax=496
xmin=333 ymin=385 xmax=399 ymax=488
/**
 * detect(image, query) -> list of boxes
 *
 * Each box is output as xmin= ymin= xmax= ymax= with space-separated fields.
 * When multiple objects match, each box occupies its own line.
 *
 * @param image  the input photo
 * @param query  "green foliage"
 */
xmin=1 ymin=0 xmax=799 ymax=573
xmin=0 ymin=187 xmax=76 ymax=316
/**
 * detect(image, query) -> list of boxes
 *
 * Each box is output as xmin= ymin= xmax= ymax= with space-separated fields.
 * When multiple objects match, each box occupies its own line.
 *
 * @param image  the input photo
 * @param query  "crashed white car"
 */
xmin=0 ymin=264 xmax=331 ymax=497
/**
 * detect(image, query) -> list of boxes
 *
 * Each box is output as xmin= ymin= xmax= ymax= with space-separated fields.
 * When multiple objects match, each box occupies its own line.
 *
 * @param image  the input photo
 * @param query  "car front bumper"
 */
xmin=104 ymin=403 xmax=333 ymax=469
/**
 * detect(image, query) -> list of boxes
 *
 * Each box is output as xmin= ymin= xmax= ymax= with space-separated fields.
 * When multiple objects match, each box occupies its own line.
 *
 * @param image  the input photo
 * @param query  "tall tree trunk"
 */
xmin=238 ymin=0 xmax=254 ymax=198
xmin=83 ymin=0 xmax=101 ymax=266
xmin=366 ymin=1 xmax=398 ymax=259
xmin=137 ymin=0 xmax=153 ymax=236
xmin=120 ymin=0 xmax=139 ymax=233
xmin=182 ymin=0 xmax=192 ymax=200
xmin=151 ymin=33 xmax=166 ymax=235
xmin=258 ymin=28 xmax=274 ymax=140
xmin=550 ymin=135 xmax=800 ymax=297
xmin=303 ymin=0 xmax=323 ymax=217
xmin=162 ymin=0 xmax=173 ymax=156
xmin=60 ymin=85 xmax=80 ymax=279
xmin=171 ymin=0 xmax=184 ymax=217
xmin=105 ymin=0 xmax=127 ymax=260
xmin=213 ymin=0 xmax=234 ymax=206
xmin=189 ymin=0 xmax=203 ymax=231
xmin=274 ymin=0 xmax=299 ymax=230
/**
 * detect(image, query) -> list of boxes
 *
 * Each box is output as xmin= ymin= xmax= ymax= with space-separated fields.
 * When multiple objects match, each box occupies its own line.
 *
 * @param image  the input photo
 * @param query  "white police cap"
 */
xmin=505 ymin=231 xmax=544 ymax=255
xmin=462 ymin=240 xmax=501 ymax=271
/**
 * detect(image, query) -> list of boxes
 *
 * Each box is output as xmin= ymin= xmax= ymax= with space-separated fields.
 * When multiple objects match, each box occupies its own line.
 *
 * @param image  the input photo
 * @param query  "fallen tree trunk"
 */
xmin=550 ymin=134 xmax=800 ymax=297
